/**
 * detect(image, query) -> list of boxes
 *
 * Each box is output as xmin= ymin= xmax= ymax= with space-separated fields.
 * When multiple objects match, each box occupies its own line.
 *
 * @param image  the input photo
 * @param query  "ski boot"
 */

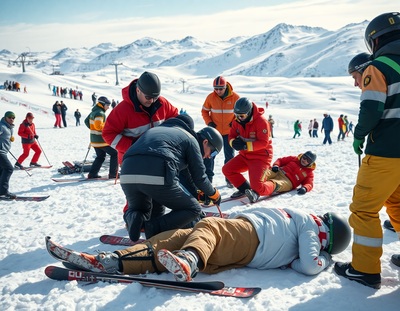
xmin=157 ymin=249 xmax=199 ymax=282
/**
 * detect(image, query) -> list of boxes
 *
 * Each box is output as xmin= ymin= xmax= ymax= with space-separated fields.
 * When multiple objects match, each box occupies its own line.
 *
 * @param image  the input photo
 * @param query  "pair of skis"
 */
xmin=45 ymin=236 xmax=261 ymax=298
xmin=0 ymin=195 xmax=50 ymax=201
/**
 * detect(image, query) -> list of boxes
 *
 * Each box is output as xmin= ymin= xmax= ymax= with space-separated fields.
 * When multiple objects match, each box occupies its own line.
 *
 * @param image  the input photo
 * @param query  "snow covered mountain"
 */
xmin=2 ymin=21 xmax=369 ymax=78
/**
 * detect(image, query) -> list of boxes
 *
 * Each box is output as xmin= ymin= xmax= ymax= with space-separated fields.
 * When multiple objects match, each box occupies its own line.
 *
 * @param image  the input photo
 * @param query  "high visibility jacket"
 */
xmin=85 ymin=103 xmax=108 ymax=147
xmin=201 ymin=82 xmax=239 ymax=135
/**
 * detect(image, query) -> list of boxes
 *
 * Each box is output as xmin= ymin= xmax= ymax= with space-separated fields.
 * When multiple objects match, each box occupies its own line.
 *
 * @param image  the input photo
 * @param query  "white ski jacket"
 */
xmin=236 ymin=207 xmax=331 ymax=275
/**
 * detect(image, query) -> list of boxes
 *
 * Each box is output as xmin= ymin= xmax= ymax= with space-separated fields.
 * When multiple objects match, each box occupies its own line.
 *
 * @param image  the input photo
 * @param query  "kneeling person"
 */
xmin=121 ymin=115 xmax=223 ymax=242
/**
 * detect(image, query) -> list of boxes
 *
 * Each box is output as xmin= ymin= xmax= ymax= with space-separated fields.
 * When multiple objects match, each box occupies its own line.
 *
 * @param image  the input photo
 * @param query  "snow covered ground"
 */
xmin=0 ymin=64 xmax=399 ymax=310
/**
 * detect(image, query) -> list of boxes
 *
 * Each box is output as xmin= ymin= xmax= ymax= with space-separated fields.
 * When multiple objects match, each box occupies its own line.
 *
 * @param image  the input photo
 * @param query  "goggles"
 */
xmin=214 ymin=87 xmax=226 ymax=91
xmin=209 ymin=143 xmax=219 ymax=157
xmin=144 ymin=94 xmax=159 ymax=101
xmin=235 ymin=112 xmax=249 ymax=120
xmin=7 ymin=116 xmax=15 ymax=120
xmin=302 ymin=155 xmax=313 ymax=165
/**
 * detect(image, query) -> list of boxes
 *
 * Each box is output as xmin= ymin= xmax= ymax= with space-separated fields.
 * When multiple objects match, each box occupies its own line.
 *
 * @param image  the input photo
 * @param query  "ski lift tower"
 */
xmin=110 ymin=62 xmax=123 ymax=85
xmin=12 ymin=52 xmax=38 ymax=73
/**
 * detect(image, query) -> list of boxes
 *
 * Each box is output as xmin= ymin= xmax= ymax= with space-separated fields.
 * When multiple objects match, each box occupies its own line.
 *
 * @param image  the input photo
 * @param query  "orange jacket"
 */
xmin=201 ymin=82 xmax=239 ymax=135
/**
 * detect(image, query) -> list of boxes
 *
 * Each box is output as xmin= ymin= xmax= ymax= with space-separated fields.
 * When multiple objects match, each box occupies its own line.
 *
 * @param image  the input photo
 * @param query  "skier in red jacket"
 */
xmin=266 ymin=151 xmax=316 ymax=196
xmin=15 ymin=112 xmax=42 ymax=168
xmin=222 ymin=98 xmax=273 ymax=203
xmin=102 ymin=71 xmax=178 ymax=165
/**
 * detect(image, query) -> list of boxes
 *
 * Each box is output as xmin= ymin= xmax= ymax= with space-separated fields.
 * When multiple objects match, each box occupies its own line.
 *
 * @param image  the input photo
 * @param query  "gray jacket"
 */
xmin=0 ymin=117 xmax=14 ymax=154
xmin=236 ymin=207 xmax=331 ymax=276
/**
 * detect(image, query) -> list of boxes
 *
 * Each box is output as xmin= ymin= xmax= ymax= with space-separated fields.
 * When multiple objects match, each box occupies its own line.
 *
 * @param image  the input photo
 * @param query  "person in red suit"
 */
xmin=222 ymin=98 xmax=273 ymax=203
xmin=15 ymin=112 xmax=42 ymax=168
xmin=266 ymin=151 xmax=316 ymax=196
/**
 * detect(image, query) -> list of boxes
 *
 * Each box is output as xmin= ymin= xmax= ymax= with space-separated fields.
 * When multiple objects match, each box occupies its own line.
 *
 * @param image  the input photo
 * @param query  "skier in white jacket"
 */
xmin=46 ymin=207 xmax=351 ymax=281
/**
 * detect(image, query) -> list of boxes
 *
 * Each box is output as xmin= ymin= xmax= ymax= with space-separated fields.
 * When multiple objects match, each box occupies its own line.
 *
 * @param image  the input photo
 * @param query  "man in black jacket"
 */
xmin=121 ymin=114 xmax=223 ymax=242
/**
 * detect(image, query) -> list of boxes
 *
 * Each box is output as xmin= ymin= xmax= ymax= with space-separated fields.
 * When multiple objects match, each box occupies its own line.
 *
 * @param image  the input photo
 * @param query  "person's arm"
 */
xmin=18 ymin=123 xmax=30 ymax=139
xmin=201 ymin=95 xmax=213 ymax=125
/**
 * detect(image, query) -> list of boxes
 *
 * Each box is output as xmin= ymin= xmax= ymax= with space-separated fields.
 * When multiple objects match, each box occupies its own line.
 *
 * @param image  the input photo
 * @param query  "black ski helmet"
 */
xmin=348 ymin=52 xmax=372 ymax=75
xmin=197 ymin=127 xmax=223 ymax=153
xmin=234 ymin=98 xmax=253 ymax=115
xmin=319 ymin=212 xmax=351 ymax=254
xmin=301 ymin=151 xmax=317 ymax=167
xmin=98 ymin=96 xmax=111 ymax=106
xmin=137 ymin=71 xmax=161 ymax=97
xmin=365 ymin=12 xmax=400 ymax=53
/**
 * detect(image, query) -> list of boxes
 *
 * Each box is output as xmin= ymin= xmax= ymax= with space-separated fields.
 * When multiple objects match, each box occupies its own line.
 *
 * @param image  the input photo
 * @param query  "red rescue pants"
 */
xmin=222 ymin=154 xmax=272 ymax=195
xmin=17 ymin=142 xmax=41 ymax=164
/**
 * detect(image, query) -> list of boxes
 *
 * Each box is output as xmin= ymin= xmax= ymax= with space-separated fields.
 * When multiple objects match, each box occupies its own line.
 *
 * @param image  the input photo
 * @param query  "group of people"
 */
xmin=49 ymin=72 xmax=353 ymax=286
xmin=50 ymin=84 xmax=83 ymax=100
xmin=3 ymin=80 xmax=25 ymax=92
xmin=3 ymin=12 xmax=400 ymax=292
xmin=337 ymin=115 xmax=353 ymax=140
xmin=52 ymin=101 xmax=68 ymax=128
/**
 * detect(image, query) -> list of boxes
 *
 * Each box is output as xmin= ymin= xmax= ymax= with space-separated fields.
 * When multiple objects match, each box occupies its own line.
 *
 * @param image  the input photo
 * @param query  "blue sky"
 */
xmin=1 ymin=0 xmax=395 ymax=53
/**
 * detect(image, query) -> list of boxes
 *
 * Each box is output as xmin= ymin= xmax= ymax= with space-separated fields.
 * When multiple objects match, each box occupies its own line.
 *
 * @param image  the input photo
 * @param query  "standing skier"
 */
xmin=334 ymin=12 xmax=400 ymax=289
xmin=74 ymin=109 xmax=81 ymax=126
xmin=120 ymin=114 xmax=222 ymax=242
xmin=60 ymin=101 xmax=68 ymax=127
xmin=321 ymin=113 xmax=333 ymax=145
xmin=15 ymin=112 xmax=42 ymax=168
xmin=201 ymin=76 xmax=239 ymax=187
xmin=48 ymin=207 xmax=351 ymax=280
xmin=0 ymin=111 xmax=16 ymax=199
xmin=293 ymin=120 xmax=301 ymax=138
xmin=85 ymin=96 xmax=118 ymax=179
xmin=222 ymin=98 xmax=273 ymax=203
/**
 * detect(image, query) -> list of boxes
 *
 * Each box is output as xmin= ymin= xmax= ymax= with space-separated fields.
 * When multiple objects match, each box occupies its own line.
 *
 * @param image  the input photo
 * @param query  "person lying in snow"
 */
xmin=265 ymin=151 xmax=316 ymax=196
xmin=47 ymin=207 xmax=351 ymax=281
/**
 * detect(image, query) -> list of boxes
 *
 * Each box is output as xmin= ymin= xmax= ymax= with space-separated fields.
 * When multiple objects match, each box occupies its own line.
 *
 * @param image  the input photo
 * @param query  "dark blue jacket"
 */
xmin=321 ymin=115 xmax=334 ymax=131
xmin=123 ymin=117 xmax=214 ymax=196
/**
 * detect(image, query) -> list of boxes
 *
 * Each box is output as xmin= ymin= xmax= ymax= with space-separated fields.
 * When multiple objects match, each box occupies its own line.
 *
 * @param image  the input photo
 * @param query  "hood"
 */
xmin=121 ymin=79 xmax=138 ymax=109
xmin=161 ymin=116 xmax=197 ymax=138
xmin=91 ymin=102 xmax=106 ymax=112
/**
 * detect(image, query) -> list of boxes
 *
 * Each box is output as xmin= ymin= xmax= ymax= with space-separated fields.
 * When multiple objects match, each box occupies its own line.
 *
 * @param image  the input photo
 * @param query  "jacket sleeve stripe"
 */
xmin=388 ymin=82 xmax=400 ymax=97
xmin=360 ymin=90 xmax=387 ymax=103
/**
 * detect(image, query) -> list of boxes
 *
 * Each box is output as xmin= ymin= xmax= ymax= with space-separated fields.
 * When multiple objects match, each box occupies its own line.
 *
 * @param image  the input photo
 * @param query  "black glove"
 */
xmin=208 ymin=121 xmax=217 ymax=128
xmin=232 ymin=138 xmax=246 ymax=151
xmin=197 ymin=191 xmax=211 ymax=205
xmin=297 ymin=187 xmax=307 ymax=195
xmin=34 ymin=135 xmax=39 ymax=139
xmin=271 ymin=165 xmax=279 ymax=172
xmin=229 ymin=122 xmax=232 ymax=127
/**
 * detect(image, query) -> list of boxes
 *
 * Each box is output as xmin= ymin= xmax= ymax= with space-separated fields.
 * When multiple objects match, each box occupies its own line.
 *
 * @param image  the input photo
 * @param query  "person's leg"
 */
xmin=181 ymin=217 xmax=259 ymax=274
xmin=349 ymin=156 xmax=400 ymax=274
xmin=223 ymin=135 xmax=235 ymax=165
xmin=222 ymin=154 xmax=248 ymax=188
xmin=203 ymin=157 xmax=214 ymax=183
xmin=116 ymin=228 xmax=192 ymax=274
xmin=17 ymin=143 xmax=32 ymax=165
xmin=104 ymin=146 xmax=118 ymax=178
xmin=0 ymin=154 xmax=14 ymax=195
xmin=88 ymin=147 xmax=106 ymax=177
xmin=30 ymin=142 xmax=42 ymax=164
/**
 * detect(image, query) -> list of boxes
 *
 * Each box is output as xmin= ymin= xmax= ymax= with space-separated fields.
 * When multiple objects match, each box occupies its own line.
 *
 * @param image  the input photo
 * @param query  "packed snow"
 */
xmin=1 ymin=23 xmax=399 ymax=311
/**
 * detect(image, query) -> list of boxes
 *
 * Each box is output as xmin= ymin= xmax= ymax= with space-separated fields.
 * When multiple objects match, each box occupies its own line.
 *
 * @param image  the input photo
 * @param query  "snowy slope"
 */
xmin=0 ymin=56 xmax=399 ymax=310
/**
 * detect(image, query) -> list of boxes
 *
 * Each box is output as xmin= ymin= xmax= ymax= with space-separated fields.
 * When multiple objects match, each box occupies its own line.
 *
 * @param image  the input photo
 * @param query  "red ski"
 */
xmin=0 ymin=195 xmax=50 ymax=202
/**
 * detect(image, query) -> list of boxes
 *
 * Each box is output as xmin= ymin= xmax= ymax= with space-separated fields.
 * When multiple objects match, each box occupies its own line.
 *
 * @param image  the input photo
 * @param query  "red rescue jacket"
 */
xmin=228 ymin=103 xmax=273 ymax=164
xmin=102 ymin=79 xmax=178 ymax=164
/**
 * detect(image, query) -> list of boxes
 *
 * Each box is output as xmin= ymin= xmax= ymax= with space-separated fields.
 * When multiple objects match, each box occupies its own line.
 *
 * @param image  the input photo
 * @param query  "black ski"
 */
xmin=0 ymin=195 xmax=50 ymax=201
xmin=45 ymin=266 xmax=261 ymax=298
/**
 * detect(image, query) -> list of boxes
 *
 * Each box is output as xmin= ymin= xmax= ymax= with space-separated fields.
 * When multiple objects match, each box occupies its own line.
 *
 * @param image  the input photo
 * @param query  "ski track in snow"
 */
xmin=0 ymin=70 xmax=399 ymax=310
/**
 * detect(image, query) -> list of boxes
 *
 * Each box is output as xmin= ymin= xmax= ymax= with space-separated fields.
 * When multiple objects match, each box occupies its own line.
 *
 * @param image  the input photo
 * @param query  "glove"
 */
xmin=353 ymin=138 xmax=365 ymax=155
xmin=34 ymin=135 xmax=39 ymax=139
xmin=208 ymin=122 xmax=217 ymax=128
xmin=229 ymin=122 xmax=232 ymax=127
xmin=197 ymin=190 xmax=211 ymax=205
xmin=297 ymin=187 xmax=307 ymax=195
xmin=208 ymin=188 xmax=221 ymax=206
xmin=232 ymin=138 xmax=246 ymax=151
xmin=271 ymin=165 xmax=279 ymax=172
xmin=10 ymin=136 xmax=15 ymax=142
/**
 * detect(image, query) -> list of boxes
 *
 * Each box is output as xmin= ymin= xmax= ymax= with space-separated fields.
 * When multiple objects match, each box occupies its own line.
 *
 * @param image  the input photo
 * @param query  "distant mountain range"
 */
xmin=0 ymin=21 xmax=369 ymax=78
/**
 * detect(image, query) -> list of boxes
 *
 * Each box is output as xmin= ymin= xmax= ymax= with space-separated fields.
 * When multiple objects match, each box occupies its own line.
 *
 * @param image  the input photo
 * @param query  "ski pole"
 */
xmin=81 ymin=143 xmax=91 ymax=177
xmin=28 ymin=125 xmax=51 ymax=166
xmin=114 ymin=164 xmax=119 ymax=185
xmin=358 ymin=154 xmax=361 ymax=168
xmin=8 ymin=150 xmax=32 ymax=177
xmin=216 ymin=204 xmax=223 ymax=218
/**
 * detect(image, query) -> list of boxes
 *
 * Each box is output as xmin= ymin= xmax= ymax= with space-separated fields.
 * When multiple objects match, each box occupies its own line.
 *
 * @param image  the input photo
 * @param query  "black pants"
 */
xmin=75 ymin=118 xmax=80 ymax=126
xmin=0 ymin=153 xmax=13 ymax=195
xmin=89 ymin=146 xmax=118 ymax=177
xmin=121 ymin=155 xmax=203 ymax=241
xmin=61 ymin=114 xmax=67 ymax=127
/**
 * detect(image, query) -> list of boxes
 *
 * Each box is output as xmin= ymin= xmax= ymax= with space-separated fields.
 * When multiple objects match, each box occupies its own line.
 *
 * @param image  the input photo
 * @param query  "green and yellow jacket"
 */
xmin=85 ymin=103 xmax=108 ymax=148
